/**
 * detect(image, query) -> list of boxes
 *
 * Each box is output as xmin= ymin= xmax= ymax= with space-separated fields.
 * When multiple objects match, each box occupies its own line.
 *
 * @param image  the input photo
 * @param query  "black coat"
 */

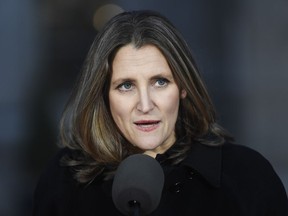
xmin=33 ymin=143 xmax=288 ymax=215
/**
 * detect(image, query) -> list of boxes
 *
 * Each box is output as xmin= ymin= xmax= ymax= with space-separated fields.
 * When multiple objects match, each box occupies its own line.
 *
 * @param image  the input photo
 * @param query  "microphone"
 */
xmin=112 ymin=154 xmax=164 ymax=215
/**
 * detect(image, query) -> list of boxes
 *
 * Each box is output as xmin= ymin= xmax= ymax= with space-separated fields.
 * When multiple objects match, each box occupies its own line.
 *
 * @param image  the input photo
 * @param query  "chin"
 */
xmin=136 ymin=143 xmax=161 ymax=152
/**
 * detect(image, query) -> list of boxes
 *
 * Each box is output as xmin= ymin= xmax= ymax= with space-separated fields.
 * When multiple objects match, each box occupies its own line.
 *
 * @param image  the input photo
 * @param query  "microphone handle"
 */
xmin=129 ymin=200 xmax=141 ymax=216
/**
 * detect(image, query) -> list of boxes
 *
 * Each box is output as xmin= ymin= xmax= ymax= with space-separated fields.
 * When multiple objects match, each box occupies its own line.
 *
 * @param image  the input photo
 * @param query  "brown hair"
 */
xmin=59 ymin=10 xmax=233 ymax=183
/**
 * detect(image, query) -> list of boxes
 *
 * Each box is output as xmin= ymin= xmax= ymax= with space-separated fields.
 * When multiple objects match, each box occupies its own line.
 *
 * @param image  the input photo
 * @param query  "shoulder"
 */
xmin=33 ymin=147 xmax=78 ymax=215
xmin=221 ymin=143 xmax=288 ymax=214
xmin=221 ymin=143 xmax=280 ymax=184
xmin=35 ymin=147 xmax=76 ymax=186
xmin=222 ymin=143 xmax=272 ymax=170
xmin=221 ymin=143 xmax=285 ymax=183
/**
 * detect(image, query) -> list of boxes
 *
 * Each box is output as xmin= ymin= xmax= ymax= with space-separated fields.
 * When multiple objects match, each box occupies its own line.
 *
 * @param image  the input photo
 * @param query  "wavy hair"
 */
xmin=59 ymin=10 xmax=233 ymax=183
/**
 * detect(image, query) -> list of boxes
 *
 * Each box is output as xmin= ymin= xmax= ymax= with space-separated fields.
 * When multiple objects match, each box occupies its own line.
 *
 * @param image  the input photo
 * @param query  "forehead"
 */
xmin=111 ymin=44 xmax=171 ymax=77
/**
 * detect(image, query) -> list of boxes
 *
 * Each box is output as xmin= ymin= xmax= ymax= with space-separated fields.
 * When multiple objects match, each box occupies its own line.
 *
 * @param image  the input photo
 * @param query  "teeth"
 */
xmin=139 ymin=124 xmax=155 ymax=127
xmin=136 ymin=122 xmax=159 ymax=126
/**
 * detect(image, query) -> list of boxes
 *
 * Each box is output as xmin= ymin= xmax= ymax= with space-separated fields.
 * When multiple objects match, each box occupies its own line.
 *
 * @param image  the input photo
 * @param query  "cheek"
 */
xmin=168 ymin=100 xmax=180 ymax=118
xmin=109 ymin=95 xmax=130 ymax=124
xmin=161 ymin=91 xmax=180 ymax=118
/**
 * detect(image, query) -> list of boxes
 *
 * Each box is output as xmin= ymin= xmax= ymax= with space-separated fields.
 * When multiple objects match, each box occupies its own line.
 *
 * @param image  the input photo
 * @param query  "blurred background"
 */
xmin=0 ymin=0 xmax=287 ymax=215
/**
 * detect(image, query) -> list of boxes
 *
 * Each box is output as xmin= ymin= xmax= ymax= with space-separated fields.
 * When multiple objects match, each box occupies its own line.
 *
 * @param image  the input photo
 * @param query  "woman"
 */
xmin=33 ymin=10 xmax=288 ymax=215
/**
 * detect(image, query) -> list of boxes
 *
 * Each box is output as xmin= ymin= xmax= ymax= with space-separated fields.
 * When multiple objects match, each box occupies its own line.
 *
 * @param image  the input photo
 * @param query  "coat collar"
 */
xmin=181 ymin=142 xmax=222 ymax=188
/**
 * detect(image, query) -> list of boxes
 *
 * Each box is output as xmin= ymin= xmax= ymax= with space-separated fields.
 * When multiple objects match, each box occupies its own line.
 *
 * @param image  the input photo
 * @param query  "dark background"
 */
xmin=0 ymin=0 xmax=287 ymax=215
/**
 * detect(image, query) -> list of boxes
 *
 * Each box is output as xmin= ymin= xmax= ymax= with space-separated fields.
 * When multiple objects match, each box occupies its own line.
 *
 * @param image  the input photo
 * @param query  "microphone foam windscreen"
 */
xmin=112 ymin=154 xmax=164 ymax=215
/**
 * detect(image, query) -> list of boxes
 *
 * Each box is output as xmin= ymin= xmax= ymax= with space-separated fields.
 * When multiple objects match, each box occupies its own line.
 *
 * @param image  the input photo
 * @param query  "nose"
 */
xmin=136 ymin=88 xmax=154 ymax=113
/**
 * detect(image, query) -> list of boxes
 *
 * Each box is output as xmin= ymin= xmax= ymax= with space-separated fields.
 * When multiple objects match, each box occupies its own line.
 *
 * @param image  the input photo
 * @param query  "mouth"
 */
xmin=134 ymin=120 xmax=161 ymax=132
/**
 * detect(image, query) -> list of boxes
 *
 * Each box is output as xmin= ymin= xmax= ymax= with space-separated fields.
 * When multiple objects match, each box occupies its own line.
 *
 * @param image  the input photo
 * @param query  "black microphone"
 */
xmin=112 ymin=154 xmax=164 ymax=216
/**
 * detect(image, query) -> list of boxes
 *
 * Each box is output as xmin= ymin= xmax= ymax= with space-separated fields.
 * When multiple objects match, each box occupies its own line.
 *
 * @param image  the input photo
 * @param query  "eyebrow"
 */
xmin=150 ymin=73 xmax=174 ymax=80
xmin=111 ymin=78 xmax=134 ymax=87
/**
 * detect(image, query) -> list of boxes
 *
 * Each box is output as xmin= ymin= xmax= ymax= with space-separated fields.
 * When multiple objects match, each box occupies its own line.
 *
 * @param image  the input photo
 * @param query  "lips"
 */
xmin=134 ymin=120 xmax=160 ymax=132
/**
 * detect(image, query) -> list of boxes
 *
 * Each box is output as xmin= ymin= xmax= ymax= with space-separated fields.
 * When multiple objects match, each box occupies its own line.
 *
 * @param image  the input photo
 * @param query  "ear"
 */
xmin=180 ymin=89 xmax=187 ymax=99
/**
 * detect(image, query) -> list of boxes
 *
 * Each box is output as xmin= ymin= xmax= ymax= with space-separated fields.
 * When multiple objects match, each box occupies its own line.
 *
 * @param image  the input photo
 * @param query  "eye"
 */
xmin=155 ymin=78 xmax=169 ymax=87
xmin=117 ymin=81 xmax=133 ymax=91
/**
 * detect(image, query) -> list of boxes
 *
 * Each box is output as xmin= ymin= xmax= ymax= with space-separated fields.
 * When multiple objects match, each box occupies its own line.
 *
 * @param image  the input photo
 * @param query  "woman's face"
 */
xmin=109 ymin=44 xmax=186 ymax=156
